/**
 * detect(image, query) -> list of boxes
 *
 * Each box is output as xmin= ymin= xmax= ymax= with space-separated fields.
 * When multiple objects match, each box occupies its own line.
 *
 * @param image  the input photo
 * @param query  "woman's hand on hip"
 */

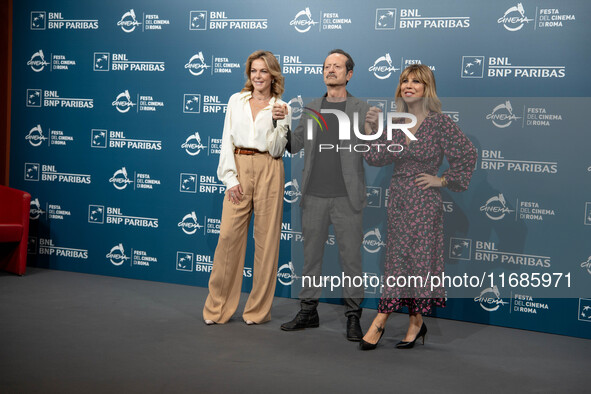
xmin=415 ymin=173 xmax=444 ymax=190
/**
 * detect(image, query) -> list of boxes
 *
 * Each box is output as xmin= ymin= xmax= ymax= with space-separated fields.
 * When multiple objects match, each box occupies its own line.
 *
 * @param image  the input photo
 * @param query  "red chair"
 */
xmin=0 ymin=185 xmax=31 ymax=275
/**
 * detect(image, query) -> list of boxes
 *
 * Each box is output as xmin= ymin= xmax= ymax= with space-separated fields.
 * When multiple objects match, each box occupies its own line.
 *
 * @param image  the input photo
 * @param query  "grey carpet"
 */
xmin=0 ymin=268 xmax=587 ymax=393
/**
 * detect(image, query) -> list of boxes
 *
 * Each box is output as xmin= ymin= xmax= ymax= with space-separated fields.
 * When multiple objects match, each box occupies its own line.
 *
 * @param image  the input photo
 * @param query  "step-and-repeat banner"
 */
xmin=9 ymin=0 xmax=591 ymax=339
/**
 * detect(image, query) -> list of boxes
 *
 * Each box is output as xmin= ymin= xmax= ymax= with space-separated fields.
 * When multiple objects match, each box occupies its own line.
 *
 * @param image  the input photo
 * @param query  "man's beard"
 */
xmin=325 ymin=77 xmax=343 ymax=87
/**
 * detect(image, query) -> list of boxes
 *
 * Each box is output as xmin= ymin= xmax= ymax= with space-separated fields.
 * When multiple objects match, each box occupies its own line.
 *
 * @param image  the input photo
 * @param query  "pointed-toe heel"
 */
xmin=358 ymin=327 xmax=385 ymax=351
xmin=396 ymin=323 xmax=427 ymax=349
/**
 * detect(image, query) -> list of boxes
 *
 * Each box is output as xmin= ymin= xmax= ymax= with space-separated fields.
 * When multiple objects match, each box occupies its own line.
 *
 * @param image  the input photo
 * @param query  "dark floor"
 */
xmin=0 ymin=268 xmax=588 ymax=393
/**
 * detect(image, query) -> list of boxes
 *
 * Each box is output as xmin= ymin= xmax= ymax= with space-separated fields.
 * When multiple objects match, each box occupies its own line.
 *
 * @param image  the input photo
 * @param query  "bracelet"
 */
xmin=441 ymin=176 xmax=448 ymax=188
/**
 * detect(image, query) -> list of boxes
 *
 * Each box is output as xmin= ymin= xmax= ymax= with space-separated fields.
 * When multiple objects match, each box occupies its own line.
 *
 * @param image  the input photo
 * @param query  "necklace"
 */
xmin=252 ymin=94 xmax=271 ymax=101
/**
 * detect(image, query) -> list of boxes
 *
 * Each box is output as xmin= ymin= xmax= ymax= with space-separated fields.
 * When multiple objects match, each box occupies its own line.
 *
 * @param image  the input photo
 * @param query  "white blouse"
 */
xmin=217 ymin=91 xmax=291 ymax=189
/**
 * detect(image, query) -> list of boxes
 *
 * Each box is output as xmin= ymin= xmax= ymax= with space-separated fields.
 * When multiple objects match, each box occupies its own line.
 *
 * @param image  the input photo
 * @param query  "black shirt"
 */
xmin=306 ymin=98 xmax=348 ymax=198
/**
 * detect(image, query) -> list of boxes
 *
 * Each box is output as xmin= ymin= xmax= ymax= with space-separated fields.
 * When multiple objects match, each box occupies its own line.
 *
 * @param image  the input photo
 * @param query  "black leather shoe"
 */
xmin=346 ymin=315 xmax=363 ymax=342
xmin=280 ymin=310 xmax=319 ymax=331
xmin=396 ymin=322 xmax=427 ymax=349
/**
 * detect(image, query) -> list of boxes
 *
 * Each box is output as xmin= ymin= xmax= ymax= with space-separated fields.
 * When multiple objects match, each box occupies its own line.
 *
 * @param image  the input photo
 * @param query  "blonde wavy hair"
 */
xmin=242 ymin=50 xmax=284 ymax=98
xmin=394 ymin=64 xmax=442 ymax=115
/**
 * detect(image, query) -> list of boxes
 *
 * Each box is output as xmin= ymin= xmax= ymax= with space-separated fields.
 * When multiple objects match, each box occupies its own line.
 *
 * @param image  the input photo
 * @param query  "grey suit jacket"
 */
xmin=288 ymin=92 xmax=370 ymax=211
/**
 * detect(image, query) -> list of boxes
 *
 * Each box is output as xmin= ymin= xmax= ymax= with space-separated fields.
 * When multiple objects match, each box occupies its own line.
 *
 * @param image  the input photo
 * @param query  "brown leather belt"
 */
xmin=234 ymin=147 xmax=266 ymax=155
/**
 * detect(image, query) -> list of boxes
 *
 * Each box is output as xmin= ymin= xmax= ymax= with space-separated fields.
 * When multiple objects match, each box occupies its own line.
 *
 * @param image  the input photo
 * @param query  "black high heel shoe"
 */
xmin=396 ymin=322 xmax=427 ymax=349
xmin=359 ymin=325 xmax=385 ymax=351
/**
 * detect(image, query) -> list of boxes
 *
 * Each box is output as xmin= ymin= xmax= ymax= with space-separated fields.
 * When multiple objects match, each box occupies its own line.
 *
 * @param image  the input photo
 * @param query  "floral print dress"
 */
xmin=364 ymin=112 xmax=477 ymax=314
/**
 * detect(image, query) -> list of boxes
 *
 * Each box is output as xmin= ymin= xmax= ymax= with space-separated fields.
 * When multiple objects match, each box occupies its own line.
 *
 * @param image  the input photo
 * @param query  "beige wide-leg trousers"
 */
xmin=203 ymin=152 xmax=284 ymax=324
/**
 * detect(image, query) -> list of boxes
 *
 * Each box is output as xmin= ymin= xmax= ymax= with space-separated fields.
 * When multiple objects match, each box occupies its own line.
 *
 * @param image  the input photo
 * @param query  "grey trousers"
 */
xmin=299 ymin=194 xmax=364 ymax=318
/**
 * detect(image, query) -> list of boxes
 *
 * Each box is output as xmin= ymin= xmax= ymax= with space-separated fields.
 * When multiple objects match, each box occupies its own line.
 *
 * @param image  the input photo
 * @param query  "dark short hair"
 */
xmin=325 ymin=49 xmax=355 ymax=73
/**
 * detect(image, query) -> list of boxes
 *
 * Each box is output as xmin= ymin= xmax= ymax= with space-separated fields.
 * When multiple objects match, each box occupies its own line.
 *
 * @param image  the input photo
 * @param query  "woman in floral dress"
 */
xmin=360 ymin=65 xmax=477 ymax=350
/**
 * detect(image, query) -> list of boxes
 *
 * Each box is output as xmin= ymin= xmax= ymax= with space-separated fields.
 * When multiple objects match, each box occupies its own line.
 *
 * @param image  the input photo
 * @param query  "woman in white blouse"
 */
xmin=203 ymin=50 xmax=291 ymax=325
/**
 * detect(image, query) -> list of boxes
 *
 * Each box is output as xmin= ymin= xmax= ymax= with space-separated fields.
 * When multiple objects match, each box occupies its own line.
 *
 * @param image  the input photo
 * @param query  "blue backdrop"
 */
xmin=9 ymin=0 xmax=591 ymax=339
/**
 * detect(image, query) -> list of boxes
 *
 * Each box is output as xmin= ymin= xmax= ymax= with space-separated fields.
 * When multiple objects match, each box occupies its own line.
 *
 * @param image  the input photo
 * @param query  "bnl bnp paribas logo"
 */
xmin=183 ymin=94 xmax=201 ymax=113
xmin=375 ymin=9 xmax=396 ymax=30
xmin=462 ymin=56 xmax=565 ymax=79
xmin=189 ymin=10 xmax=268 ymax=30
xmin=585 ymin=202 xmax=591 ymax=226
xmin=290 ymin=7 xmax=319 ymax=33
xmin=180 ymin=174 xmax=197 ymax=193
xmin=30 ymin=11 xmax=99 ymax=30
xmin=27 ymin=89 xmax=93 ymax=109
xmin=449 ymin=238 xmax=472 ymax=260
xmin=579 ymin=298 xmax=591 ymax=323
xmin=498 ymin=3 xmax=533 ymax=31
xmin=93 ymin=52 xmax=165 ymax=72
xmin=176 ymin=252 xmax=194 ymax=272
xmin=366 ymin=186 xmax=382 ymax=208
xmin=461 ymin=56 xmax=484 ymax=78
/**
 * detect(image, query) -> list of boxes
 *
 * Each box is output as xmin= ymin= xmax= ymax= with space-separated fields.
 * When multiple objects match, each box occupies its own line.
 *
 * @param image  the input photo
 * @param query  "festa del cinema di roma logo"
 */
xmin=498 ymin=3 xmax=534 ymax=31
xmin=118 ymin=9 xmax=142 ymax=33
xmin=185 ymin=52 xmax=210 ymax=76
xmin=302 ymin=108 xmax=417 ymax=152
xmin=474 ymin=285 xmax=508 ymax=312
xmin=290 ymin=7 xmax=319 ymax=33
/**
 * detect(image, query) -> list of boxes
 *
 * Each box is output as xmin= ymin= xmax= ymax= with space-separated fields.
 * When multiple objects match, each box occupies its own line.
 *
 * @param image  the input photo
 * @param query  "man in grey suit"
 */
xmin=281 ymin=49 xmax=374 ymax=341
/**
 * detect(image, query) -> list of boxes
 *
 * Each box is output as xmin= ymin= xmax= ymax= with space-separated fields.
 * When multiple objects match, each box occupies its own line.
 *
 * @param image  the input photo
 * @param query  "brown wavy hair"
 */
xmin=242 ymin=50 xmax=284 ymax=98
xmin=394 ymin=64 xmax=442 ymax=115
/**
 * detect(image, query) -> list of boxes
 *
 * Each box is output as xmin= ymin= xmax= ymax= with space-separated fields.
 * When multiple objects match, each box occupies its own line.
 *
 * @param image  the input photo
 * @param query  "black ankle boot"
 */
xmin=280 ymin=310 xmax=319 ymax=331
